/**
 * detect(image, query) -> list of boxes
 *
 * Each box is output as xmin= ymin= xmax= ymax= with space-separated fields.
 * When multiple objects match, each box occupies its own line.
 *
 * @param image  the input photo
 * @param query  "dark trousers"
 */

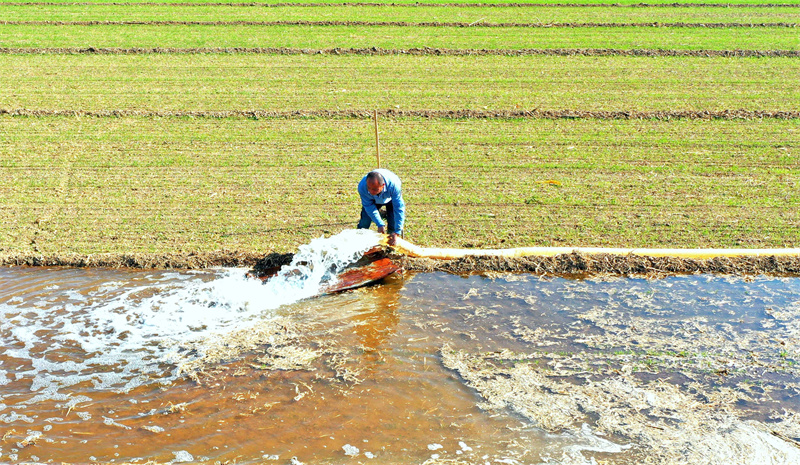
xmin=357 ymin=202 xmax=398 ymax=234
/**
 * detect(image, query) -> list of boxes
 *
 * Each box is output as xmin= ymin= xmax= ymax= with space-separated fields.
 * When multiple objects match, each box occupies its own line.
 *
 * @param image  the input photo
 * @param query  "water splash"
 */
xmin=0 ymin=229 xmax=381 ymax=395
xmin=260 ymin=228 xmax=382 ymax=305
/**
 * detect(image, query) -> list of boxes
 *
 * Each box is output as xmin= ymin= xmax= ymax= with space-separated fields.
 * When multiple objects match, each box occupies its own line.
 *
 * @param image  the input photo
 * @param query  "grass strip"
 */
xmin=2 ymin=47 xmax=799 ymax=57
xmin=3 ymin=4 xmax=800 ymax=23
xmin=0 ymin=116 xmax=797 ymax=255
xmin=1 ymin=55 xmax=798 ymax=111
xmin=1 ymin=24 xmax=796 ymax=50
xmin=5 ymin=1 xmax=800 ymax=6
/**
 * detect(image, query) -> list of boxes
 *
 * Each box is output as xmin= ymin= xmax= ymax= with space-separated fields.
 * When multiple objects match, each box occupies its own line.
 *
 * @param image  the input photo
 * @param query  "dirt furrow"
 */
xmin=3 ymin=2 xmax=800 ymax=8
xmin=398 ymin=252 xmax=800 ymax=277
xmin=3 ymin=46 xmax=798 ymax=56
xmin=0 ymin=251 xmax=268 ymax=269
xmin=3 ymin=108 xmax=800 ymax=120
xmin=3 ymin=250 xmax=800 ymax=276
xmin=3 ymin=19 xmax=798 ymax=27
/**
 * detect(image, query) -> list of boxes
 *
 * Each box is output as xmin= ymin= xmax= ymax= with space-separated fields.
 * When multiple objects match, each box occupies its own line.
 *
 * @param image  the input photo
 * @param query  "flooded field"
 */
xmin=1 ymin=238 xmax=799 ymax=463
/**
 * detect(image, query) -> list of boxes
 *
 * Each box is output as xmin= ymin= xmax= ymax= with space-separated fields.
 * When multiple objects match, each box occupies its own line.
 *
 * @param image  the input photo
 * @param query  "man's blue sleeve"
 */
xmin=358 ymin=179 xmax=385 ymax=227
xmin=389 ymin=184 xmax=405 ymax=233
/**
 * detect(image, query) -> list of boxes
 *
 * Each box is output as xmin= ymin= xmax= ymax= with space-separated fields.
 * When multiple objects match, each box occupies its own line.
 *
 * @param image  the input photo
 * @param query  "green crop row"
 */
xmin=1 ymin=116 xmax=797 ymax=254
xmin=1 ymin=24 xmax=798 ymax=50
xmin=1 ymin=55 xmax=798 ymax=111
xmin=14 ymin=0 xmax=800 ymax=6
xmin=2 ymin=4 xmax=799 ymax=23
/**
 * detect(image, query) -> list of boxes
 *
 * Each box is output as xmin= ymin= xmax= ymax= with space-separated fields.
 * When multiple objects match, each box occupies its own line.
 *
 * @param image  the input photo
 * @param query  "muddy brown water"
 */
xmin=0 ymin=266 xmax=798 ymax=464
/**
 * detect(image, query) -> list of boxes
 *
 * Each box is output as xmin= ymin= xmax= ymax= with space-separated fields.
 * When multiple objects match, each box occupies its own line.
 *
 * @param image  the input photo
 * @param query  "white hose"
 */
xmin=385 ymin=237 xmax=800 ymax=260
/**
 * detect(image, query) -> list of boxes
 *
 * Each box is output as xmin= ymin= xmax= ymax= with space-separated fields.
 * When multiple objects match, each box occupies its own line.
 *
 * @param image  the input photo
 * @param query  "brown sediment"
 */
xmin=178 ymin=316 xmax=309 ymax=374
xmin=181 ymin=297 xmax=377 ymax=387
xmin=0 ymin=251 xmax=266 ymax=269
xmin=3 ymin=47 xmax=800 ymax=57
xmin=2 ymin=20 xmax=798 ymax=27
xmin=4 ymin=250 xmax=800 ymax=276
xmin=4 ymin=2 xmax=800 ymax=7
xmin=3 ymin=108 xmax=800 ymax=119
xmin=250 ymin=252 xmax=295 ymax=273
xmin=441 ymin=344 xmax=800 ymax=463
xmin=439 ymin=279 xmax=800 ymax=461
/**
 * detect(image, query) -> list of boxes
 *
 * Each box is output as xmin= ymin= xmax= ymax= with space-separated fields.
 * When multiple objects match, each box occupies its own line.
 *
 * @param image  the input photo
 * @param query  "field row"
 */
xmin=4 ymin=108 xmax=800 ymax=119
xmin=7 ymin=20 xmax=800 ymax=26
xmin=1 ymin=116 xmax=796 ymax=254
xmin=7 ymin=1 xmax=800 ymax=6
xmin=3 ymin=48 xmax=798 ymax=57
xmin=3 ymin=49 xmax=800 ymax=60
xmin=2 ymin=24 xmax=797 ymax=50
xmin=3 ymin=4 xmax=799 ymax=22
xmin=1 ymin=55 xmax=798 ymax=111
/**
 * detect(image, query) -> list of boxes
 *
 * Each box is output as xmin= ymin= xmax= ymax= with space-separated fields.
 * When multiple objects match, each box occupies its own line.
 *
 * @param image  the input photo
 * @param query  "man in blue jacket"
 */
xmin=357 ymin=169 xmax=405 ymax=246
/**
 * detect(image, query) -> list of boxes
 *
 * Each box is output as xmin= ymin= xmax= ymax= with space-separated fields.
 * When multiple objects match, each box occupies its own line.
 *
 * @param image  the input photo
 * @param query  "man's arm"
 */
xmin=390 ymin=185 xmax=405 ymax=234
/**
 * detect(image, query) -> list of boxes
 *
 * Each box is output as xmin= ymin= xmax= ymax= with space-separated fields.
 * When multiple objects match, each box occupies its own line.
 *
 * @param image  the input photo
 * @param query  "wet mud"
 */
xmin=3 ymin=46 xmax=800 ymax=57
xmin=4 ymin=250 xmax=800 ymax=277
xmin=399 ymin=252 xmax=800 ymax=277
xmin=3 ymin=107 xmax=800 ymax=119
xmin=5 ymin=2 xmax=800 ymax=7
xmin=0 ymin=250 xmax=265 ymax=269
xmin=3 ymin=19 xmax=799 ymax=27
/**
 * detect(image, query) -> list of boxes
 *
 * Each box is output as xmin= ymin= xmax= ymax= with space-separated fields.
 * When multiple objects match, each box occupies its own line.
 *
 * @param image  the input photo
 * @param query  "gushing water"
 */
xmin=0 ymin=229 xmax=380 ymax=396
xmin=258 ymin=228 xmax=382 ymax=306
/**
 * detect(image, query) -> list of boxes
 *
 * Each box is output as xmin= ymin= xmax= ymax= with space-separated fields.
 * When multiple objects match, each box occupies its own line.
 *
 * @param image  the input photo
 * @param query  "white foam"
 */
xmin=540 ymin=423 xmax=630 ymax=465
xmin=261 ymin=229 xmax=381 ymax=307
xmin=103 ymin=417 xmax=131 ymax=430
xmin=689 ymin=421 xmax=800 ymax=465
xmin=343 ymin=444 xmax=359 ymax=456
xmin=0 ymin=412 xmax=34 ymax=423
xmin=172 ymin=450 xmax=194 ymax=463
xmin=0 ymin=229 xmax=380 ymax=397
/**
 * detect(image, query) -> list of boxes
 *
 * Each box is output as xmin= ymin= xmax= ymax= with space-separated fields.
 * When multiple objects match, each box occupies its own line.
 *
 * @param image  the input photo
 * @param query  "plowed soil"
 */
xmin=3 ymin=46 xmax=800 ymax=57
xmin=3 ymin=107 xmax=800 ymax=119
xmin=4 ymin=2 xmax=800 ymax=7
xmin=2 ymin=19 xmax=797 ymax=27
xmin=4 ymin=250 xmax=800 ymax=276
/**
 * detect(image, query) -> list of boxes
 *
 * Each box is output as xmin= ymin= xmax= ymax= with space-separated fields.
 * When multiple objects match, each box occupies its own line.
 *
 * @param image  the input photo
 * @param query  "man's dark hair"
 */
xmin=366 ymin=171 xmax=385 ymax=185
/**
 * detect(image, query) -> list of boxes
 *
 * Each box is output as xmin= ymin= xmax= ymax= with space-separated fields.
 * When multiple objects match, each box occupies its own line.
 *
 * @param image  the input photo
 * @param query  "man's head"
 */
xmin=366 ymin=171 xmax=385 ymax=196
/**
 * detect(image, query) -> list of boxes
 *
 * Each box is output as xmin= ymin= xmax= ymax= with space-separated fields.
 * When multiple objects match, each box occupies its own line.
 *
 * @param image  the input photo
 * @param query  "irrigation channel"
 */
xmin=0 ymin=230 xmax=799 ymax=464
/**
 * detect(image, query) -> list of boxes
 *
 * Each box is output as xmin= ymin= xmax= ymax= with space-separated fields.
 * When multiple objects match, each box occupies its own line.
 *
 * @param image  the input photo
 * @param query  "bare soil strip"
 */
xmin=4 ymin=2 xmax=800 ymax=7
xmin=3 ymin=46 xmax=798 ymax=57
xmin=398 ymin=253 xmax=800 ymax=276
xmin=3 ymin=108 xmax=800 ymax=119
xmin=3 ymin=19 xmax=798 ymax=27
xmin=0 ymin=251 xmax=267 ymax=269
xmin=4 ymin=250 xmax=799 ymax=276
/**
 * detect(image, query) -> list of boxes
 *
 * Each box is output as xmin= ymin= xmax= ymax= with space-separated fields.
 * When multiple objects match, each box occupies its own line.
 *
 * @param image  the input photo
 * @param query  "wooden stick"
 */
xmin=374 ymin=109 xmax=380 ymax=168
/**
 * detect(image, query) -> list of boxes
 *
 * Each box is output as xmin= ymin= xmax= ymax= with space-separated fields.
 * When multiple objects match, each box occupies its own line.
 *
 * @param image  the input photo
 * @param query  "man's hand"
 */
xmin=388 ymin=232 xmax=398 ymax=246
xmin=377 ymin=225 xmax=386 ymax=234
